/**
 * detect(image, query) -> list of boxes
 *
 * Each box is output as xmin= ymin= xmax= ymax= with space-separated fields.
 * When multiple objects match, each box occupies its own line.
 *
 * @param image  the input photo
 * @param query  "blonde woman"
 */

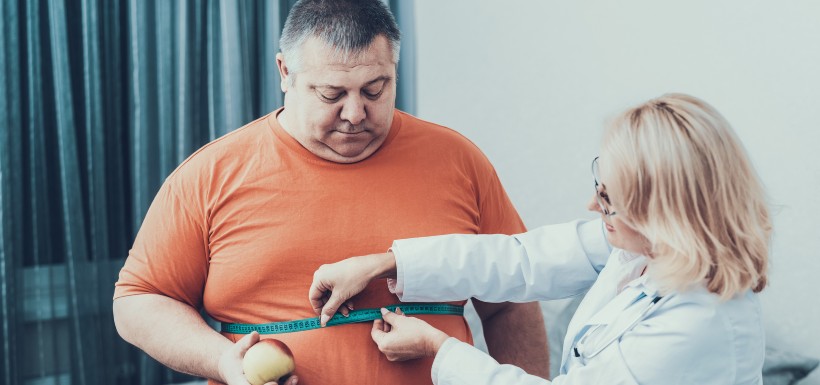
xmin=309 ymin=93 xmax=771 ymax=385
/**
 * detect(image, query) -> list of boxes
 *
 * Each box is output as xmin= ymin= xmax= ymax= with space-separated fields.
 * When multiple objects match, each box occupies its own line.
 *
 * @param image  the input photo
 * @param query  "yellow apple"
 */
xmin=242 ymin=339 xmax=296 ymax=385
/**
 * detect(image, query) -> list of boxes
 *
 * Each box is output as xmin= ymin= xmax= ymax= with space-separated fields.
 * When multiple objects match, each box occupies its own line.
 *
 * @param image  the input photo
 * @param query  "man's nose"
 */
xmin=340 ymin=95 xmax=366 ymax=125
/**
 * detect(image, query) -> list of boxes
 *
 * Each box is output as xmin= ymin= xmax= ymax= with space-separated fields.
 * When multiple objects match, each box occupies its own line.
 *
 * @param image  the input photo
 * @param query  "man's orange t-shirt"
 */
xmin=114 ymin=108 xmax=526 ymax=385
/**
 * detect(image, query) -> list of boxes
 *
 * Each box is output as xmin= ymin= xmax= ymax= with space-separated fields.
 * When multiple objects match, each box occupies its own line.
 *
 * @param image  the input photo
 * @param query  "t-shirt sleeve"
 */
xmin=471 ymin=151 xmax=526 ymax=235
xmin=113 ymin=176 xmax=210 ymax=308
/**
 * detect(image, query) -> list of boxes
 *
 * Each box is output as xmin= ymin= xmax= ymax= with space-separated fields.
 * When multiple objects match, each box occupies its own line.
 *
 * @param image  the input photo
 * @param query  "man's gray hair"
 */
xmin=279 ymin=0 xmax=401 ymax=77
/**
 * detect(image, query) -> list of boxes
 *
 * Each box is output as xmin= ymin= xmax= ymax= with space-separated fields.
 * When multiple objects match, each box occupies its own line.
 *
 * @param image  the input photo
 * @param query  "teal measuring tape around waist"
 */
xmin=221 ymin=303 xmax=464 ymax=335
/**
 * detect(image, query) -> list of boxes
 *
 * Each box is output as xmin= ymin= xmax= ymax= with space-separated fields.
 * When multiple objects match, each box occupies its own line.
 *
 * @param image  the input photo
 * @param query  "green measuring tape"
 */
xmin=221 ymin=303 xmax=464 ymax=335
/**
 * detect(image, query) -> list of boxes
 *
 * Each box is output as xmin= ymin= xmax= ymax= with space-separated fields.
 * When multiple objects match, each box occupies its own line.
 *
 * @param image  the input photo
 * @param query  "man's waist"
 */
xmin=221 ymin=303 xmax=465 ymax=335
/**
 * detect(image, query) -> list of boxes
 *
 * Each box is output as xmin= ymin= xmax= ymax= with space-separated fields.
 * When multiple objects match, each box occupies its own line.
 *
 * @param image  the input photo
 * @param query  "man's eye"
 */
xmin=315 ymin=89 xmax=343 ymax=102
xmin=363 ymin=89 xmax=383 ymax=99
xmin=319 ymin=93 xmax=342 ymax=102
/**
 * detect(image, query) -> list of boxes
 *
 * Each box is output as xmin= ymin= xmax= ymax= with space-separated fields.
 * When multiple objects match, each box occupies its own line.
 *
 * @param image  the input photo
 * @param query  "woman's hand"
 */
xmin=309 ymin=252 xmax=398 ymax=326
xmin=217 ymin=331 xmax=298 ymax=385
xmin=370 ymin=307 xmax=451 ymax=361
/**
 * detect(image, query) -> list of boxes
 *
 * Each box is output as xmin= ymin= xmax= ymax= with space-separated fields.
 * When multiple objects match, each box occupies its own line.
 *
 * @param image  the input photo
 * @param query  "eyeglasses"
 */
xmin=591 ymin=156 xmax=616 ymax=217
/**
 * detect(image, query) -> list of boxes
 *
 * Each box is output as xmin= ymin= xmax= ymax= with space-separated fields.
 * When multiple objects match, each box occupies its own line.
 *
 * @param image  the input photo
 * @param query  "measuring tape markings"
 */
xmin=222 ymin=303 xmax=464 ymax=335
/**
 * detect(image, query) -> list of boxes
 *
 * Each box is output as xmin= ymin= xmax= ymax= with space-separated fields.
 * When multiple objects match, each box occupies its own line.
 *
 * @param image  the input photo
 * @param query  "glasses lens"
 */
xmin=592 ymin=157 xmax=601 ymax=187
xmin=591 ymin=157 xmax=613 ymax=216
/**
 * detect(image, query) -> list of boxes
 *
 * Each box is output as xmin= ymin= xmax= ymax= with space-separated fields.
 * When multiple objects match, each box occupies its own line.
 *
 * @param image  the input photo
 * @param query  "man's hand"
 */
xmin=218 ymin=331 xmax=298 ymax=385
xmin=309 ymin=252 xmax=397 ymax=326
xmin=370 ymin=307 xmax=451 ymax=361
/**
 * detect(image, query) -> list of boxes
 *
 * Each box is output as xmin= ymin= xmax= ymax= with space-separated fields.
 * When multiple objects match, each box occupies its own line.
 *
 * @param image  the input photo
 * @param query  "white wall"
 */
xmin=414 ymin=1 xmax=820 ymax=383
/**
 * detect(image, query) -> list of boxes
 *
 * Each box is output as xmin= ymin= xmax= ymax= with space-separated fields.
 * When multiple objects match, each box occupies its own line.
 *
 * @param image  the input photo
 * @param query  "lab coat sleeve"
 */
xmin=390 ymin=219 xmax=610 ymax=303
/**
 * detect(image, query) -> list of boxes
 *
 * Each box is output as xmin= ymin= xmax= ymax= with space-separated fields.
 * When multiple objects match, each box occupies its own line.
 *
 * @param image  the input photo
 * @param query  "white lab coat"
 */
xmin=389 ymin=219 xmax=765 ymax=385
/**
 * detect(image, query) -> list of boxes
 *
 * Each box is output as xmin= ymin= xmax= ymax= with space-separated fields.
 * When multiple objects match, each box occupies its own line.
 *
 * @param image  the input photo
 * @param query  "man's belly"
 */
xmin=218 ymin=313 xmax=473 ymax=385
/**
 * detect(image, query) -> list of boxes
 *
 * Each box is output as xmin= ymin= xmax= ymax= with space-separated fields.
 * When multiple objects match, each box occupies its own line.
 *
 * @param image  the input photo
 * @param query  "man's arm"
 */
xmin=113 ymin=294 xmax=266 ymax=385
xmin=472 ymin=300 xmax=550 ymax=379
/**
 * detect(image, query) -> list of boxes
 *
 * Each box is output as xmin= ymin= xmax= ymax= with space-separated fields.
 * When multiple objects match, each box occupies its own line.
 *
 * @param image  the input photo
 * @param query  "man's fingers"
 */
xmin=236 ymin=331 xmax=260 ymax=355
xmin=263 ymin=376 xmax=298 ymax=385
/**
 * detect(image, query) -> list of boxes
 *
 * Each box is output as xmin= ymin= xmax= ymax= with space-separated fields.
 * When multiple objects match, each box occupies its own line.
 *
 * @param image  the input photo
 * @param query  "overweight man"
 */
xmin=113 ymin=1 xmax=549 ymax=384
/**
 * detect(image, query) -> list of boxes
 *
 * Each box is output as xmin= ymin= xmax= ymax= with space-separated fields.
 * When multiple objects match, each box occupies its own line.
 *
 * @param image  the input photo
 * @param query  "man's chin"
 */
xmin=320 ymin=143 xmax=375 ymax=163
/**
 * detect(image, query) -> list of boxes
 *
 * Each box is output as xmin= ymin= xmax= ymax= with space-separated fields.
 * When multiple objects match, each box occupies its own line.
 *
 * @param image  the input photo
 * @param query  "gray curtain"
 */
xmin=0 ymin=1 xmax=416 ymax=384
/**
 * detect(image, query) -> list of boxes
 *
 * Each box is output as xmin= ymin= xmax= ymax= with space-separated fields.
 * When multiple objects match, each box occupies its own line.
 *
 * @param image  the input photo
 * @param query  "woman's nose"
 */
xmin=587 ymin=193 xmax=602 ymax=213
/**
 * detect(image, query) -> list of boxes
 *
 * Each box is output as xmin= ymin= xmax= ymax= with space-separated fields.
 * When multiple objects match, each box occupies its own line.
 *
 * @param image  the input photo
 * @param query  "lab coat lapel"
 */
xmin=584 ymin=286 xmax=646 ymax=326
xmin=560 ymin=250 xmax=649 ymax=374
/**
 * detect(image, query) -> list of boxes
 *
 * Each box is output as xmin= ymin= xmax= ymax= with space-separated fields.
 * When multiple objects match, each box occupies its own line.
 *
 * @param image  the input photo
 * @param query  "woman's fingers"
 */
xmin=380 ymin=307 xmax=402 ymax=323
xmin=334 ymin=302 xmax=354 ymax=318
xmin=307 ymin=281 xmax=330 ymax=316
xmin=309 ymin=255 xmax=386 ymax=322
xmin=370 ymin=308 xmax=441 ymax=361
xmin=371 ymin=319 xmax=388 ymax=343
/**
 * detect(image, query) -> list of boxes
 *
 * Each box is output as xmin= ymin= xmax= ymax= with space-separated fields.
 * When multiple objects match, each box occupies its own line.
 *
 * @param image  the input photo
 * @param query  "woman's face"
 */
xmin=589 ymin=157 xmax=652 ymax=255
xmin=588 ymin=196 xmax=651 ymax=255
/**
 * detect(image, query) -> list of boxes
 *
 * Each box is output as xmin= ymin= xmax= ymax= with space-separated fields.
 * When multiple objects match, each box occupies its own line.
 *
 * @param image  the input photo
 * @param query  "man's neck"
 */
xmin=276 ymin=108 xmax=293 ymax=137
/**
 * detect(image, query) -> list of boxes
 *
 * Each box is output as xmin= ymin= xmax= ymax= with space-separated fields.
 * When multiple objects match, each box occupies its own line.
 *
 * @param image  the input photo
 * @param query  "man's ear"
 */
xmin=276 ymin=52 xmax=290 ymax=92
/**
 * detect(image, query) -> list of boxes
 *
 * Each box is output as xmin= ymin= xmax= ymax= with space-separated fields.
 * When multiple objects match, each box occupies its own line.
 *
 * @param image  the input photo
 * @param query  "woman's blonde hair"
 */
xmin=600 ymin=93 xmax=771 ymax=299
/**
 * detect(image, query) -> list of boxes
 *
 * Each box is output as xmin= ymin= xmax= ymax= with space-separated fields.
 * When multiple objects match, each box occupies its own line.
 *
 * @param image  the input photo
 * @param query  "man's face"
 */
xmin=277 ymin=35 xmax=397 ymax=163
